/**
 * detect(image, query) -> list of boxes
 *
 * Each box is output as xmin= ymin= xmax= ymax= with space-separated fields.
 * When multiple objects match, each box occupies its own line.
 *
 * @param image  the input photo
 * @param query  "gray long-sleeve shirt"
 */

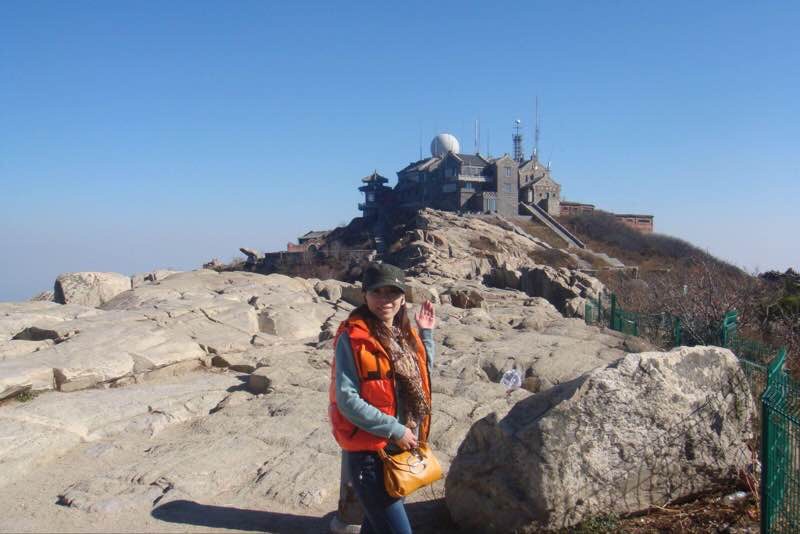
xmin=334 ymin=328 xmax=435 ymax=440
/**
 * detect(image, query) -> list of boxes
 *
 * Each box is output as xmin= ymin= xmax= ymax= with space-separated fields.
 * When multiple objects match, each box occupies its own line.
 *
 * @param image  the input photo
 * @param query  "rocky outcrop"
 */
xmin=1 ymin=371 xmax=243 ymax=489
xmin=404 ymin=279 xmax=440 ymax=304
xmin=130 ymin=270 xmax=182 ymax=288
xmin=444 ymin=286 xmax=486 ymax=309
xmin=390 ymin=209 xmax=547 ymax=281
xmin=0 ymin=271 xmax=331 ymax=399
xmin=29 ymin=290 xmax=55 ymax=302
xmin=314 ymin=279 xmax=345 ymax=302
xmin=445 ymin=346 xmax=757 ymax=532
xmin=0 ymin=266 xmax=642 ymax=530
xmin=387 ymin=209 xmax=608 ymax=318
xmin=54 ymin=272 xmax=133 ymax=307
xmin=239 ymin=247 xmax=262 ymax=264
xmin=492 ymin=264 xmax=607 ymax=317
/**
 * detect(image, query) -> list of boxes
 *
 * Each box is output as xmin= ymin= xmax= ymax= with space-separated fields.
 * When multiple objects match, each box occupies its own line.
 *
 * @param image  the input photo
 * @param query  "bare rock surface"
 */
xmin=54 ymin=272 xmax=133 ymax=307
xmin=131 ymin=269 xmax=183 ymax=288
xmin=0 ymin=301 xmax=101 ymax=342
xmin=445 ymin=346 xmax=757 ymax=533
xmin=29 ymin=290 xmax=55 ymax=302
xmin=0 ymin=370 xmax=242 ymax=489
xmin=0 ymin=263 xmax=641 ymax=532
xmin=388 ymin=209 xmax=608 ymax=318
xmin=395 ymin=209 xmax=547 ymax=280
xmin=0 ymin=209 xmax=702 ymax=534
xmin=0 ymin=270 xmax=337 ymax=399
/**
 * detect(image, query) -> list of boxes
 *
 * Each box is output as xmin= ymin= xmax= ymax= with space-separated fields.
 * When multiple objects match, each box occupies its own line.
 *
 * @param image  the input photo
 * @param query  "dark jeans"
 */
xmin=344 ymin=450 xmax=412 ymax=534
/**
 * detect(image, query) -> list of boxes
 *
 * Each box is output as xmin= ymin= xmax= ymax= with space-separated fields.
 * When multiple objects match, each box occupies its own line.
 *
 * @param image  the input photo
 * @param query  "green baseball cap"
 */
xmin=362 ymin=262 xmax=406 ymax=292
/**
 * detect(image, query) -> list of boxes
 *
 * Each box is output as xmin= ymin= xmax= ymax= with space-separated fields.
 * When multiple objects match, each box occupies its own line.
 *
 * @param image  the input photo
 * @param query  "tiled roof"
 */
xmin=456 ymin=153 xmax=489 ymax=167
xmin=398 ymin=157 xmax=441 ymax=173
xmin=362 ymin=171 xmax=389 ymax=183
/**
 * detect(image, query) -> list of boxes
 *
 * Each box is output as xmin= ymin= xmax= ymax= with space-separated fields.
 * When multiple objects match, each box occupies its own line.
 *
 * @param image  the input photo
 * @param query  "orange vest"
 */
xmin=328 ymin=316 xmax=431 ymax=452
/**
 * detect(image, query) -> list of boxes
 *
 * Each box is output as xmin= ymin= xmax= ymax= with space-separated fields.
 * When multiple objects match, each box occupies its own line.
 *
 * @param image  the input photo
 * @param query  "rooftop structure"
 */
xmin=354 ymin=123 xmax=653 ymax=232
xmin=430 ymin=133 xmax=460 ymax=157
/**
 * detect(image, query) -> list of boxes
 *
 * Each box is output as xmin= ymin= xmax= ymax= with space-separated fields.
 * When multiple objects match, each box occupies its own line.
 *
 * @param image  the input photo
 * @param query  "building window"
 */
xmin=505 ymin=167 xmax=511 ymax=178
xmin=366 ymin=192 xmax=375 ymax=202
xmin=503 ymin=183 xmax=513 ymax=194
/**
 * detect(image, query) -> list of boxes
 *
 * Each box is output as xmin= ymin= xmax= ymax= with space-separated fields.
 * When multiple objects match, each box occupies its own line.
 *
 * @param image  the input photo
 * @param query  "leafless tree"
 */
xmin=642 ymin=257 xmax=764 ymax=346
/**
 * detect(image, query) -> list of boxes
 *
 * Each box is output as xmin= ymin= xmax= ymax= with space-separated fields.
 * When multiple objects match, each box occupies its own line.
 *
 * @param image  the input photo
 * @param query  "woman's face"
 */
xmin=365 ymin=286 xmax=406 ymax=325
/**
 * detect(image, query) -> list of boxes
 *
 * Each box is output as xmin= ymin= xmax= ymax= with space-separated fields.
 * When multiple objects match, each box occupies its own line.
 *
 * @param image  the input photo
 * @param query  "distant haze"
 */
xmin=2 ymin=1 xmax=798 ymax=302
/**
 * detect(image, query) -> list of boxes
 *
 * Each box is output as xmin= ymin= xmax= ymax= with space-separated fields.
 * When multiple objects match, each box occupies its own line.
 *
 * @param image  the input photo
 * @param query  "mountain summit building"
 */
xmin=382 ymin=132 xmax=560 ymax=218
xmin=357 ymin=131 xmax=653 ymax=233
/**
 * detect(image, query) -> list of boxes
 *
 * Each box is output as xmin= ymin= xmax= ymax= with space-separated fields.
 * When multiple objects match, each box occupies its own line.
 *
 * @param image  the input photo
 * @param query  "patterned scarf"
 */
xmin=373 ymin=322 xmax=431 ymax=428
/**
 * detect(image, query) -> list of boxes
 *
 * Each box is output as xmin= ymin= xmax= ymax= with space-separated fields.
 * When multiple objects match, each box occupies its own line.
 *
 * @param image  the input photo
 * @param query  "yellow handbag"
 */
xmin=377 ymin=442 xmax=443 ymax=498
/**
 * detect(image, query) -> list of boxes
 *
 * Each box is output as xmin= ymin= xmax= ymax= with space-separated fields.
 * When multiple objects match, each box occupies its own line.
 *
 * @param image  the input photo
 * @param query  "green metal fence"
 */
xmin=584 ymin=293 xmax=682 ymax=347
xmin=584 ymin=295 xmax=606 ymax=327
xmin=761 ymin=348 xmax=800 ymax=534
xmin=585 ymin=296 xmax=797 ymax=531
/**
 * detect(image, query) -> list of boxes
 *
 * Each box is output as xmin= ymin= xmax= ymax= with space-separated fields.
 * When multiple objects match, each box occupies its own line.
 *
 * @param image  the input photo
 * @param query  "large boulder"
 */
xmin=445 ymin=286 xmax=486 ymax=309
xmin=54 ymin=272 xmax=132 ymax=307
xmin=257 ymin=303 xmax=331 ymax=340
xmin=340 ymin=283 xmax=365 ymax=307
xmin=517 ymin=266 xmax=606 ymax=318
xmin=445 ymin=346 xmax=757 ymax=532
xmin=314 ymin=279 xmax=344 ymax=302
xmin=404 ymin=279 xmax=440 ymax=304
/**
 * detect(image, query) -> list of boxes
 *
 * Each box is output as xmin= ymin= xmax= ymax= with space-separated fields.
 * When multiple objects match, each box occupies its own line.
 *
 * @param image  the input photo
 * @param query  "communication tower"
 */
xmin=534 ymin=96 xmax=541 ymax=160
xmin=512 ymin=119 xmax=524 ymax=162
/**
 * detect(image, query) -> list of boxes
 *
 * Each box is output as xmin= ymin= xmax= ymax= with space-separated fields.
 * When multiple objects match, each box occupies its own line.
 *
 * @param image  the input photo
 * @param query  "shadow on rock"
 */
xmin=151 ymin=500 xmax=333 ymax=533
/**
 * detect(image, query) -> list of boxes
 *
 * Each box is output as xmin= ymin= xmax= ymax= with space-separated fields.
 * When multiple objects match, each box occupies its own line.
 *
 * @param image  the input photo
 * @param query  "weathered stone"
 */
xmin=520 ymin=375 xmax=542 ymax=393
xmin=131 ymin=270 xmax=182 ymax=288
xmin=0 ymin=301 xmax=100 ymax=342
xmin=404 ymin=280 xmax=440 ymax=304
xmin=0 ymin=371 xmax=243 ymax=489
xmin=29 ymin=290 xmax=54 ymax=302
xmin=623 ymin=335 xmax=658 ymax=353
xmin=257 ymin=303 xmax=330 ymax=339
xmin=445 ymin=346 xmax=756 ymax=532
xmin=239 ymin=247 xmax=262 ymax=262
xmin=247 ymin=366 xmax=292 ymax=394
xmin=446 ymin=286 xmax=485 ymax=309
xmin=0 ymin=339 xmax=54 ymax=361
xmin=211 ymin=353 xmax=256 ymax=373
xmin=340 ymin=284 xmax=365 ymax=307
xmin=54 ymin=272 xmax=132 ymax=307
xmin=314 ymin=279 xmax=344 ymax=302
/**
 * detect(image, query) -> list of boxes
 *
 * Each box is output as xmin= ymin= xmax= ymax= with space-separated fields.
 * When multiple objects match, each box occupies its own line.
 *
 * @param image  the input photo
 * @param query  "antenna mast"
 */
xmin=534 ymin=96 xmax=540 ymax=160
xmin=512 ymin=119 xmax=524 ymax=162
xmin=474 ymin=119 xmax=480 ymax=154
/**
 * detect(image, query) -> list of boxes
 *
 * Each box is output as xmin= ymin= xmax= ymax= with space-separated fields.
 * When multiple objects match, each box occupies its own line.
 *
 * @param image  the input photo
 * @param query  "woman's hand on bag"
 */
xmin=415 ymin=300 xmax=436 ymax=330
xmin=393 ymin=426 xmax=418 ymax=450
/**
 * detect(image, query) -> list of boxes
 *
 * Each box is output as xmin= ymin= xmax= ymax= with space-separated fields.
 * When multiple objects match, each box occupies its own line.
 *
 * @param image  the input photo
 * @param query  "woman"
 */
xmin=329 ymin=262 xmax=436 ymax=534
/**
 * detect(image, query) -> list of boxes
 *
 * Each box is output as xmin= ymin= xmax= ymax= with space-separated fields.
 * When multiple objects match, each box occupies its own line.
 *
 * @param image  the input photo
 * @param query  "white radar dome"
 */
xmin=430 ymin=133 xmax=460 ymax=157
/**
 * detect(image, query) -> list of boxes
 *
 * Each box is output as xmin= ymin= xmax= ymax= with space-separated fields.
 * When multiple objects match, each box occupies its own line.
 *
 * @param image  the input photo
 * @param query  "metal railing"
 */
xmin=585 ymin=298 xmax=796 ymax=532
xmin=761 ymin=349 xmax=800 ymax=533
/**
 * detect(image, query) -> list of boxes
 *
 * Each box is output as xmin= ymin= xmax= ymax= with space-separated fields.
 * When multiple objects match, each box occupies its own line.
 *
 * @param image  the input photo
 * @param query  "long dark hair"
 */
xmin=350 ymin=302 xmax=416 ymax=358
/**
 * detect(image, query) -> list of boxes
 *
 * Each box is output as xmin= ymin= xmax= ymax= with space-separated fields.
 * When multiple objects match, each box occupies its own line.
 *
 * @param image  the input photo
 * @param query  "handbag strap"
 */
xmin=378 ymin=442 xmax=429 ymax=465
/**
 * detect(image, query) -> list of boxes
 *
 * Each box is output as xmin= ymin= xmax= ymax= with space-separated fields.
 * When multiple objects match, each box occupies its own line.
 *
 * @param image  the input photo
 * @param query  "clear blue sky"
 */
xmin=2 ymin=1 xmax=798 ymax=301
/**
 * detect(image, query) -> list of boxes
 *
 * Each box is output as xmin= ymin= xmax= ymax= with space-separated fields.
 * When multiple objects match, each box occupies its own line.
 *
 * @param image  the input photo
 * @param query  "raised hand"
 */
xmin=414 ymin=300 xmax=436 ymax=330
